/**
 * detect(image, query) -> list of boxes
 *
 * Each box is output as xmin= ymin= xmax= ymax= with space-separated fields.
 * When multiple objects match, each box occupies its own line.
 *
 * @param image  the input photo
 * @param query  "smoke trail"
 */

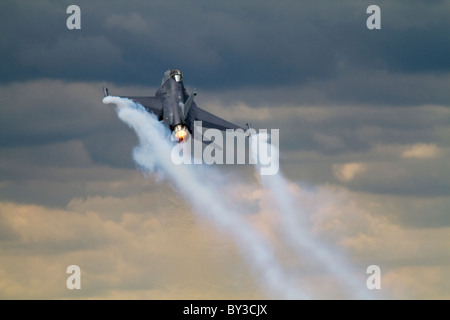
xmin=250 ymin=133 xmax=372 ymax=299
xmin=103 ymin=96 xmax=307 ymax=299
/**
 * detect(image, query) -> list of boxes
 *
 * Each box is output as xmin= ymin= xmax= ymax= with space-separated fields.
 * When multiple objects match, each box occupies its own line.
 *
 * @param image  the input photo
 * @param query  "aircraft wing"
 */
xmin=187 ymin=103 xmax=243 ymax=132
xmin=120 ymin=96 xmax=163 ymax=118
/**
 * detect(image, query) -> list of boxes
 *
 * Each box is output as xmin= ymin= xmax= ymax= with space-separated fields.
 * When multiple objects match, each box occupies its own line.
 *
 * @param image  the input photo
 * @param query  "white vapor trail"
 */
xmin=250 ymin=133 xmax=372 ymax=299
xmin=103 ymin=96 xmax=308 ymax=299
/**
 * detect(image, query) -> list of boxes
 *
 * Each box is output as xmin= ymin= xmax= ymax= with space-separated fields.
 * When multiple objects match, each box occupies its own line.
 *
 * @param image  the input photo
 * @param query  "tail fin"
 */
xmin=184 ymin=89 xmax=197 ymax=117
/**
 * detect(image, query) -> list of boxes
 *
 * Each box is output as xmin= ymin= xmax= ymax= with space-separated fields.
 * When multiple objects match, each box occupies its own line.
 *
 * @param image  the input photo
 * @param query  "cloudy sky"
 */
xmin=0 ymin=0 xmax=449 ymax=299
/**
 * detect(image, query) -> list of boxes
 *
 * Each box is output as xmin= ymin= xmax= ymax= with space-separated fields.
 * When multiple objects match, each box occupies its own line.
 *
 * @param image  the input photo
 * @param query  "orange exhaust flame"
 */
xmin=173 ymin=125 xmax=189 ymax=143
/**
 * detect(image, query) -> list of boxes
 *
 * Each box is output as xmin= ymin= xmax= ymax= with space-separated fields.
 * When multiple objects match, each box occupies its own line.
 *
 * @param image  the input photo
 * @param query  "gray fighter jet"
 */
xmin=104 ymin=68 xmax=246 ymax=142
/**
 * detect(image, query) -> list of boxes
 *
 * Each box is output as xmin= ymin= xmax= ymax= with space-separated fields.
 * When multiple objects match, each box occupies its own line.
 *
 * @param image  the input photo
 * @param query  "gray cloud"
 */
xmin=0 ymin=80 xmax=128 ymax=147
xmin=1 ymin=80 xmax=448 ymax=207
xmin=17 ymin=35 xmax=123 ymax=80
xmin=1 ymin=0 xmax=448 ymax=94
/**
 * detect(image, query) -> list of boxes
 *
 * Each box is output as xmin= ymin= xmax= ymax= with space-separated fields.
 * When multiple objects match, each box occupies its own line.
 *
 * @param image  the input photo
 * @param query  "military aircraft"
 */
xmin=104 ymin=68 xmax=247 ymax=143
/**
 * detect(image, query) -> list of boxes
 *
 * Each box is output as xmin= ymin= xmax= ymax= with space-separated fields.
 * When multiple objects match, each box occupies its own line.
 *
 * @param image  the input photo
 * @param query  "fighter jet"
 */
xmin=104 ymin=68 xmax=246 ymax=142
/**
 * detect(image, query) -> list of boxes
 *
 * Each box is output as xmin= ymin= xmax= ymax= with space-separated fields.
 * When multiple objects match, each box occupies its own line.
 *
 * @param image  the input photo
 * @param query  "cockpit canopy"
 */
xmin=170 ymin=68 xmax=183 ymax=82
xmin=161 ymin=68 xmax=183 ymax=85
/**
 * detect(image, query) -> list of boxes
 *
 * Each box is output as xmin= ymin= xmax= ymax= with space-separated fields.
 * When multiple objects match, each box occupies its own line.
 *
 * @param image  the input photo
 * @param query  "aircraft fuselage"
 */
xmin=156 ymin=77 xmax=188 ymax=130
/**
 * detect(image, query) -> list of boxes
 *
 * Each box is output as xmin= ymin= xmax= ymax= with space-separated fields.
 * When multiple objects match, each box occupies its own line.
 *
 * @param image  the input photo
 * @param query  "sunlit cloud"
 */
xmin=402 ymin=143 xmax=441 ymax=159
xmin=333 ymin=163 xmax=367 ymax=182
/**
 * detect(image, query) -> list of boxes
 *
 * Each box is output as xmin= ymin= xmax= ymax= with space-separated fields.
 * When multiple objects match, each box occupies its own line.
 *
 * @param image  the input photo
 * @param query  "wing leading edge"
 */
xmin=120 ymin=96 xmax=163 ymax=118
xmin=187 ymin=103 xmax=243 ymax=133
